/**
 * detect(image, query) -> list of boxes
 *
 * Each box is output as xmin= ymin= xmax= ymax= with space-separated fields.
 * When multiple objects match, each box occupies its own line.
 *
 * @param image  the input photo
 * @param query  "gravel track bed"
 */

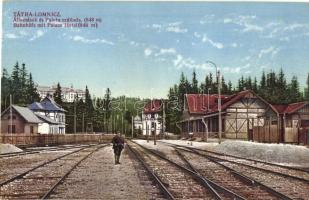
xmin=50 ymin=145 xmax=150 ymax=200
xmin=0 ymin=149 xmax=81 ymax=183
xmin=196 ymin=149 xmax=309 ymax=181
xmin=177 ymin=149 xmax=280 ymax=200
xmin=129 ymin=141 xmax=214 ymax=200
xmin=0 ymin=146 xmax=100 ymax=199
xmin=221 ymin=161 xmax=309 ymax=199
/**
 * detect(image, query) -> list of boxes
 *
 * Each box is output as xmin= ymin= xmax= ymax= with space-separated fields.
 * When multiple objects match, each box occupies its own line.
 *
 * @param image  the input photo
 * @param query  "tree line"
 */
xmin=1 ymin=63 xmax=40 ymax=110
xmin=165 ymin=69 xmax=309 ymax=133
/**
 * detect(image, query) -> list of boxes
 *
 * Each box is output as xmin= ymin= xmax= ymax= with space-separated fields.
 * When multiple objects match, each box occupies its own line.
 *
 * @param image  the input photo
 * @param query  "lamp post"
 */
xmin=207 ymin=88 xmax=211 ymax=111
xmin=206 ymin=61 xmax=222 ymax=144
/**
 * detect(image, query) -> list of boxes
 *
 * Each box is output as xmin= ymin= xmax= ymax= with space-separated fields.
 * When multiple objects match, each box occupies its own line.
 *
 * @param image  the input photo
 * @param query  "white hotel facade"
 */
xmin=37 ymin=85 xmax=85 ymax=103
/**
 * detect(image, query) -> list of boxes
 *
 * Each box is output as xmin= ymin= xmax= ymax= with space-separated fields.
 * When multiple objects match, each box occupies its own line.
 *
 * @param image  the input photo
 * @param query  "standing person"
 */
xmin=112 ymin=132 xmax=125 ymax=165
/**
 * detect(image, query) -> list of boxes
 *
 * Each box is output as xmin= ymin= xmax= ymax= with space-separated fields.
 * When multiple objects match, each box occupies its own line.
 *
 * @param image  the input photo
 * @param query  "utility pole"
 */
xmin=82 ymin=113 xmax=85 ymax=133
xmin=208 ymin=88 xmax=211 ymax=111
xmin=154 ymin=122 xmax=157 ymax=145
xmin=146 ymin=124 xmax=149 ymax=143
xmin=218 ymin=70 xmax=222 ymax=144
xmin=10 ymin=94 xmax=12 ymax=136
xmin=113 ymin=114 xmax=116 ymax=133
xmin=131 ymin=116 xmax=134 ymax=138
xmin=121 ymin=115 xmax=124 ymax=135
xmin=103 ymin=112 xmax=106 ymax=133
xmin=162 ymin=100 xmax=166 ymax=138
xmin=74 ymin=102 xmax=76 ymax=134
xmin=207 ymin=61 xmax=222 ymax=144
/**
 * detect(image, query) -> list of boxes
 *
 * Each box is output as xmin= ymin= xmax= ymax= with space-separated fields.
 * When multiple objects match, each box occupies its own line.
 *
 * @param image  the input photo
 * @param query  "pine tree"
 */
xmin=259 ymin=71 xmax=267 ymax=98
xmin=238 ymin=76 xmax=245 ymax=91
xmin=276 ymin=68 xmax=288 ymax=103
xmin=227 ymin=81 xmax=233 ymax=94
xmin=20 ymin=63 xmax=28 ymax=104
xmin=85 ymin=86 xmax=94 ymax=112
xmin=11 ymin=62 xmax=21 ymax=104
xmin=305 ymin=73 xmax=309 ymax=100
xmin=191 ymin=70 xmax=199 ymax=94
xmin=104 ymin=88 xmax=111 ymax=119
xmin=53 ymin=82 xmax=63 ymax=105
xmin=178 ymin=72 xmax=187 ymax=110
xmin=27 ymin=73 xmax=40 ymax=103
xmin=253 ymin=77 xmax=258 ymax=93
xmin=221 ymin=76 xmax=228 ymax=94
xmin=1 ymin=68 xmax=11 ymax=110
xmin=287 ymin=76 xmax=303 ymax=103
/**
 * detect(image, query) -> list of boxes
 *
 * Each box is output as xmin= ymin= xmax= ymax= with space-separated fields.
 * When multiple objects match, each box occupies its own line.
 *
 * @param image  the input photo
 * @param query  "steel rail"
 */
xmin=126 ymin=143 xmax=176 ymax=200
xmin=174 ymin=149 xmax=246 ymax=200
xmin=0 ymin=145 xmax=97 ymax=187
xmin=195 ymin=149 xmax=309 ymax=183
xmin=158 ymin=141 xmax=309 ymax=182
xmin=176 ymin=146 xmax=293 ymax=200
xmin=41 ymin=144 xmax=109 ymax=199
xmin=159 ymin=141 xmax=309 ymax=173
xmin=130 ymin=140 xmax=245 ymax=200
xmin=0 ymin=144 xmax=98 ymax=158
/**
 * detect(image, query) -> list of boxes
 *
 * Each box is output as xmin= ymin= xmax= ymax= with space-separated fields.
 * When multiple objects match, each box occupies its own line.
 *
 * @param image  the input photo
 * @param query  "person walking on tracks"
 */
xmin=112 ymin=132 xmax=125 ymax=165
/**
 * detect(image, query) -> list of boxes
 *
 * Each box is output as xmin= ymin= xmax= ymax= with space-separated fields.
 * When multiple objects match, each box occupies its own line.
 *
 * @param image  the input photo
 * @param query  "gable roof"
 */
xmin=185 ymin=90 xmax=279 ymax=115
xmin=185 ymin=94 xmax=230 ymax=114
xmin=144 ymin=100 xmax=162 ymax=114
xmin=1 ymin=105 xmax=42 ymax=123
xmin=272 ymin=102 xmax=308 ymax=114
xmin=35 ymin=114 xmax=59 ymax=124
xmin=29 ymin=96 xmax=65 ymax=112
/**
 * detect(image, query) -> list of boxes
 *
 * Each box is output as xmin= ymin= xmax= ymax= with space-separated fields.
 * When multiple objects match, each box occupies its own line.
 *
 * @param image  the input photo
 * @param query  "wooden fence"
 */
xmin=0 ymin=134 xmax=115 ymax=147
xmin=253 ymin=125 xmax=280 ymax=143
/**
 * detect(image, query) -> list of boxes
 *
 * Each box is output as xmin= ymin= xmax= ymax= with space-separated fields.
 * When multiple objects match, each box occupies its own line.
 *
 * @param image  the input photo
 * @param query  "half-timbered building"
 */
xmin=178 ymin=90 xmax=280 ymax=140
xmin=271 ymin=102 xmax=309 ymax=144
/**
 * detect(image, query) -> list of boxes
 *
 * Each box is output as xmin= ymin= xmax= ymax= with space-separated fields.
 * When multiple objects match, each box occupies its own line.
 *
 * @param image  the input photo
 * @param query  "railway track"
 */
xmin=159 ymin=141 xmax=309 ymax=181
xmin=0 ymin=144 xmax=98 ymax=159
xmin=174 ymin=148 xmax=290 ymax=200
xmin=157 ymin=141 xmax=308 ymax=200
xmin=128 ymin=140 xmax=248 ymax=200
xmin=0 ymin=144 xmax=108 ymax=199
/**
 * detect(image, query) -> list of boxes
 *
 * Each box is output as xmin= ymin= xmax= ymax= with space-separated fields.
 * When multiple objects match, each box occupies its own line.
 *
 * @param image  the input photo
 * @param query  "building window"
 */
xmin=7 ymin=115 xmax=16 ymax=120
xmin=30 ymin=126 xmax=34 ymax=134
xmin=8 ymin=125 xmax=16 ymax=133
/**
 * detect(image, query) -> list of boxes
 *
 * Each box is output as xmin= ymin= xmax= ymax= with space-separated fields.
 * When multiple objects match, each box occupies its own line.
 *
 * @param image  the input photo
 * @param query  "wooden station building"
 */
xmin=178 ymin=90 xmax=309 ymax=144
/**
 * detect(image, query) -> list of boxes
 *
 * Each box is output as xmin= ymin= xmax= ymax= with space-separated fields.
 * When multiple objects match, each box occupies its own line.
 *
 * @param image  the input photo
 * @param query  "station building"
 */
xmin=1 ymin=105 xmax=42 ymax=134
xmin=29 ymin=96 xmax=66 ymax=134
xmin=178 ymin=90 xmax=309 ymax=144
xmin=142 ymin=99 xmax=163 ymax=136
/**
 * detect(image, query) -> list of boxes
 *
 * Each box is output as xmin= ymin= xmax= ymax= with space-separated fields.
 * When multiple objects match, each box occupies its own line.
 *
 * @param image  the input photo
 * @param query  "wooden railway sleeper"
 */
xmin=183 ymin=147 xmax=293 ymax=200
xmin=126 ymin=143 xmax=175 ymax=200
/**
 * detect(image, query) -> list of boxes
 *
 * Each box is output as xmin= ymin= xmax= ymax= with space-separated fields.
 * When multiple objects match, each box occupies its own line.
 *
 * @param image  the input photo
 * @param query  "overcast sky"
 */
xmin=2 ymin=2 xmax=309 ymax=98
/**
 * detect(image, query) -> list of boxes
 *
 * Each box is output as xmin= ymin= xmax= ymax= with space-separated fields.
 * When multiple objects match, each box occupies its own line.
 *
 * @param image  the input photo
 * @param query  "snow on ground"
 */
xmin=0 ymin=144 xmax=23 ymax=154
xmin=135 ymin=139 xmax=309 ymax=167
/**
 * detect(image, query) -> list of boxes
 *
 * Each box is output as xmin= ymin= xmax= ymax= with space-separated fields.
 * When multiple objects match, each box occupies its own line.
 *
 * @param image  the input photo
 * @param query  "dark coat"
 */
xmin=112 ymin=135 xmax=125 ymax=151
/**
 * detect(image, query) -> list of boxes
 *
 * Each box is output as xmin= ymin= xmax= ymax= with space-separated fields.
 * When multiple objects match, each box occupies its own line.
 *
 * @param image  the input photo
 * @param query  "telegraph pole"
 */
xmin=131 ymin=116 xmax=134 ymax=138
xmin=74 ymin=102 xmax=76 ymax=134
xmin=207 ymin=61 xmax=222 ymax=144
xmin=10 ymin=94 xmax=12 ymax=136
xmin=162 ymin=100 xmax=166 ymax=138
xmin=82 ymin=113 xmax=85 ymax=133
xmin=218 ymin=70 xmax=222 ymax=144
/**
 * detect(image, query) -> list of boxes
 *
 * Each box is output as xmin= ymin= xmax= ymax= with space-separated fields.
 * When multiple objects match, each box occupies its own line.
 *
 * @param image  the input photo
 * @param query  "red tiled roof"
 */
xmin=144 ymin=100 xmax=162 ymax=114
xmin=186 ymin=94 xmax=230 ymax=114
xmin=272 ymin=104 xmax=288 ymax=114
xmin=271 ymin=102 xmax=307 ymax=114
xmin=284 ymin=102 xmax=306 ymax=114
xmin=186 ymin=90 xmax=280 ymax=115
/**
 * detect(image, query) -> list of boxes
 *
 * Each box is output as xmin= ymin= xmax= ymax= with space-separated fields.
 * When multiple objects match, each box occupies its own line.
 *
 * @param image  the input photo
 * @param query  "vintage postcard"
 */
xmin=1 ymin=1 xmax=309 ymax=199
